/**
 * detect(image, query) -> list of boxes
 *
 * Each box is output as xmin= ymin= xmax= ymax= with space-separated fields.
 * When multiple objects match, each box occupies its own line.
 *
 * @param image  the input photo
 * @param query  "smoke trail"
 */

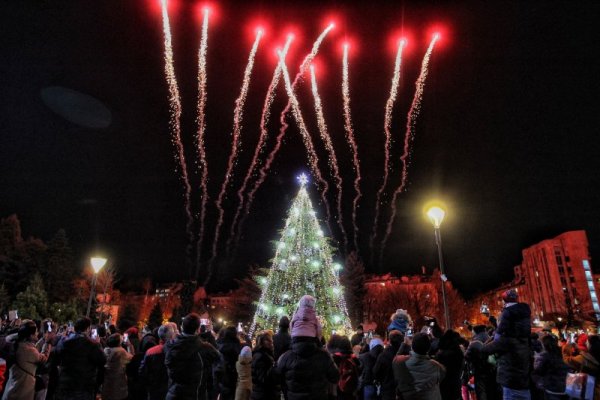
xmin=369 ymin=40 xmax=405 ymax=266
xmin=310 ymin=65 xmax=348 ymax=253
xmin=160 ymin=0 xmax=194 ymax=273
xmin=205 ymin=30 xmax=264 ymax=285
xmin=234 ymin=25 xmax=334 ymax=246
xmin=277 ymin=52 xmax=332 ymax=235
xmin=380 ymin=34 xmax=440 ymax=266
xmin=342 ymin=44 xmax=362 ymax=254
xmin=226 ymin=36 xmax=294 ymax=258
xmin=195 ymin=8 xmax=210 ymax=281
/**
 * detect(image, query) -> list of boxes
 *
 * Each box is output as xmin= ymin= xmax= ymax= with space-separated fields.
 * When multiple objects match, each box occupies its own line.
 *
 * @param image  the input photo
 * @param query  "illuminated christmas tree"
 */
xmin=250 ymin=174 xmax=352 ymax=337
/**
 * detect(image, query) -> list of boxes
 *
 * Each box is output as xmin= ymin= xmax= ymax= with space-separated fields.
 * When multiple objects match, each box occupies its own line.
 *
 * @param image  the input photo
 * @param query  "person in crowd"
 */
xmin=251 ymin=331 xmax=280 ymax=400
xmin=351 ymin=325 xmax=365 ymax=347
xmin=434 ymin=330 xmax=464 ymax=400
xmin=235 ymin=346 xmax=252 ymax=400
xmin=373 ymin=330 xmax=407 ymax=400
xmin=101 ymin=333 xmax=133 ymax=400
xmin=139 ymin=324 xmax=175 ymax=400
xmin=164 ymin=313 xmax=221 ymax=400
xmin=482 ymin=289 xmax=532 ymax=400
xmin=290 ymin=295 xmax=322 ymax=339
xmin=359 ymin=337 xmax=383 ymax=400
xmin=465 ymin=325 xmax=498 ymax=400
xmin=127 ymin=331 xmax=156 ymax=400
xmin=327 ymin=335 xmax=360 ymax=399
xmin=2 ymin=320 xmax=49 ymax=400
xmin=387 ymin=310 xmax=411 ymax=334
xmin=564 ymin=334 xmax=600 ymax=399
xmin=200 ymin=325 xmax=217 ymax=348
xmin=394 ymin=332 xmax=446 ymax=400
xmin=52 ymin=317 xmax=106 ymax=400
xmin=532 ymin=335 xmax=569 ymax=400
xmin=217 ymin=326 xmax=243 ymax=400
xmin=125 ymin=326 xmax=141 ymax=354
xmin=277 ymin=296 xmax=340 ymax=400
xmin=273 ymin=316 xmax=291 ymax=361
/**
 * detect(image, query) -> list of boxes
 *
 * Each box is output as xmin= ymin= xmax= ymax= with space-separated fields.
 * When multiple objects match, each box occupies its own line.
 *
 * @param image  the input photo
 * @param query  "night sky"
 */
xmin=2 ymin=1 xmax=599 ymax=297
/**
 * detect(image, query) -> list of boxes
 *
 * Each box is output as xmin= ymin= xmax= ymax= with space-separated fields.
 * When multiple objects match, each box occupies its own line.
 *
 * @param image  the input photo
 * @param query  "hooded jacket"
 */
xmin=164 ymin=334 xmax=220 ymax=400
xmin=373 ymin=341 xmax=407 ymax=400
xmin=482 ymin=335 xmax=530 ymax=390
xmin=235 ymin=351 xmax=252 ymax=400
xmin=532 ymin=350 xmax=569 ymax=394
xmin=290 ymin=297 xmax=322 ymax=338
xmin=393 ymin=351 xmax=446 ymax=400
xmin=251 ymin=347 xmax=280 ymax=400
xmin=358 ymin=343 xmax=383 ymax=387
xmin=277 ymin=338 xmax=339 ymax=400
xmin=53 ymin=332 xmax=106 ymax=393
xmin=495 ymin=303 xmax=531 ymax=338
xmin=139 ymin=343 xmax=169 ymax=400
xmin=217 ymin=337 xmax=243 ymax=397
xmin=101 ymin=346 xmax=132 ymax=400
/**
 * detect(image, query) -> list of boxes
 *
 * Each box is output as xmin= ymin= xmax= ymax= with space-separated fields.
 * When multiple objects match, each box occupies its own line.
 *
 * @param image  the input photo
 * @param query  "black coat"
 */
xmin=251 ymin=347 xmax=281 ymax=400
xmin=358 ymin=344 xmax=383 ymax=387
xmin=532 ymin=351 xmax=569 ymax=394
xmin=373 ymin=342 xmax=402 ymax=400
xmin=496 ymin=303 xmax=531 ymax=338
xmin=483 ymin=336 xmax=530 ymax=390
xmin=273 ymin=329 xmax=291 ymax=361
xmin=52 ymin=333 xmax=106 ymax=393
xmin=164 ymin=334 xmax=221 ymax=400
xmin=217 ymin=338 xmax=243 ymax=397
xmin=139 ymin=343 xmax=168 ymax=400
xmin=435 ymin=346 xmax=464 ymax=400
xmin=277 ymin=338 xmax=339 ymax=400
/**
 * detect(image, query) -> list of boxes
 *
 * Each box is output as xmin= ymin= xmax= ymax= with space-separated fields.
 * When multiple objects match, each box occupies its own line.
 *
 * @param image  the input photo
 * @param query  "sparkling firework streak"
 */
xmin=195 ymin=7 xmax=210 ymax=281
xmin=226 ymin=36 xmax=294 ymax=258
xmin=380 ymin=34 xmax=440 ymax=266
xmin=277 ymin=51 xmax=332 ymax=233
xmin=234 ymin=25 xmax=334 ymax=246
xmin=369 ymin=39 xmax=405 ymax=265
xmin=160 ymin=0 xmax=195 ymax=271
xmin=310 ymin=64 xmax=348 ymax=253
xmin=342 ymin=44 xmax=362 ymax=253
xmin=206 ymin=30 xmax=264 ymax=284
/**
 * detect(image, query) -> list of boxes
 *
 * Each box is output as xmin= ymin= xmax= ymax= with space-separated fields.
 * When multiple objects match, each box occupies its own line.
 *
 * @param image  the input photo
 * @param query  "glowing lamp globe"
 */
xmin=90 ymin=257 xmax=107 ymax=274
xmin=427 ymin=206 xmax=445 ymax=229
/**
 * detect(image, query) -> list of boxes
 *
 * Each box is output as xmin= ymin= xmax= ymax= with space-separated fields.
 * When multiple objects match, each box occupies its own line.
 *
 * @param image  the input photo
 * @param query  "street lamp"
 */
xmin=427 ymin=206 xmax=451 ymax=330
xmin=86 ymin=257 xmax=107 ymax=318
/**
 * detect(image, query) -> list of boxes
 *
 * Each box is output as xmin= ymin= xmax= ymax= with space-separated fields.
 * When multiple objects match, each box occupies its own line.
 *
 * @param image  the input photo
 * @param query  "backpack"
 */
xmin=338 ymin=355 xmax=359 ymax=394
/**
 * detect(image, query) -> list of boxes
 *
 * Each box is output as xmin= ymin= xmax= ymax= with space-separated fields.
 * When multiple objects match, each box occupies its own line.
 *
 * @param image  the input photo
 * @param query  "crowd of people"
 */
xmin=0 ymin=291 xmax=597 ymax=400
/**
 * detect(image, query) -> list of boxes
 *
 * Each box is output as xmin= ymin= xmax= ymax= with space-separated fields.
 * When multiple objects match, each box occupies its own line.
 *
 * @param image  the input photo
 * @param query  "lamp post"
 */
xmin=427 ymin=206 xmax=451 ymax=330
xmin=86 ymin=257 xmax=107 ymax=318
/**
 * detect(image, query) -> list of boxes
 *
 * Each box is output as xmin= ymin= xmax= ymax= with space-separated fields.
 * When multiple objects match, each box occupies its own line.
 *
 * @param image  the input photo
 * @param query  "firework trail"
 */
xmin=369 ymin=39 xmax=405 ymax=266
xmin=195 ymin=7 xmax=210 ymax=281
xmin=205 ymin=30 xmax=263 ymax=285
xmin=234 ymin=25 xmax=334 ymax=246
xmin=226 ymin=36 xmax=294 ymax=259
xmin=380 ymin=34 xmax=440 ymax=266
xmin=160 ymin=0 xmax=194 ymax=272
xmin=310 ymin=64 xmax=348 ymax=253
xmin=277 ymin=52 xmax=332 ymax=234
xmin=342 ymin=44 xmax=362 ymax=253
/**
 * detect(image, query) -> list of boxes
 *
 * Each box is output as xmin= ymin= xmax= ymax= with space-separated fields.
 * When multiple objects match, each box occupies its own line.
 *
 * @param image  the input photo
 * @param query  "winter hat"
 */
xmin=387 ymin=309 xmax=411 ymax=333
xmin=240 ymin=346 xmax=252 ymax=360
xmin=369 ymin=338 xmax=384 ymax=350
xmin=298 ymin=295 xmax=316 ymax=308
xmin=502 ymin=289 xmax=518 ymax=303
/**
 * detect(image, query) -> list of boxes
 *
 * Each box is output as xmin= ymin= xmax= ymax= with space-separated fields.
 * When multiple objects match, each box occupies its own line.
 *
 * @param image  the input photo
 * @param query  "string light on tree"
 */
xmin=250 ymin=174 xmax=352 ymax=337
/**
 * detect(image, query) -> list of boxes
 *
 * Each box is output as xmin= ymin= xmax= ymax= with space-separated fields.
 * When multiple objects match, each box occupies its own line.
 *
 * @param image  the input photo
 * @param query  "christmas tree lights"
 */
xmin=250 ymin=174 xmax=352 ymax=337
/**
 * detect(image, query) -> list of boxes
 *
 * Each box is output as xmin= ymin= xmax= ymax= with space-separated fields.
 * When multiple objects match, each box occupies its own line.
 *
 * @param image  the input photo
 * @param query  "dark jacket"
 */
xmin=496 ymin=303 xmax=531 ymax=339
xmin=394 ymin=352 xmax=446 ymax=400
xmin=139 ymin=343 xmax=168 ymax=400
xmin=273 ymin=329 xmax=291 ymax=361
xmin=464 ymin=332 xmax=494 ymax=378
xmin=373 ymin=342 xmax=403 ymax=400
xmin=53 ymin=333 xmax=106 ymax=393
xmin=435 ymin=346 xmax=464 ymax=400
xmin=277 ymin=337 xmax=339 ymax=400
xmin=359 ymin=344 xmax=383 ymax=388
xmin=532 ymin=351 xmax=568 ymax=394
xmin=217 ymin=338 xmax=243 ymax=397
xmin=251 ymin=347 xmax=280 ymax=400
xmin=482 ymin=336 xmax=530 ymax=390
xmin=350 ymin=333 xmax=364 ymax=347
xmin=164 ymin=333 xmax=220 ymax=400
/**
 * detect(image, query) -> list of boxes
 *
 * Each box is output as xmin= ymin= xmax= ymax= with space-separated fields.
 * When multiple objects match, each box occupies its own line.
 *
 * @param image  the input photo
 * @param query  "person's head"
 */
xmin=17 ymin=320 xmax=37 ymax=342
xmin=255 ymin=331 xmax=274 ymax=352
xmin=97 ymin=325 xmax=107 ymax=338
xmin=223 ymin=325 xmax=238 ymax=341
xmin=181 ymin=313 xmax=201 ymax=335
xmin=388 ymin=330 xmax=404 ymax=348
xmin=106 ymin=333 xmax=122 ymax=348
xmin=298 ymin=295 xmax=316 ymax=309
xmin=166 ymin=322 xmax=179 ymax=336
xmin=108 ymin=324 xmax=117 ymax=335
xmin=327 ymin=334 xmax=352 ymax=354
xmin=502 ymin=289 xmax=518 ymax=303
xmin=412 ymin=333 xmax=431 ymax=355
xmin=369 ymin=337 xmax=383 ymax=351
xmin=473 ymin=325 xmax=487 ymax=335
xmin=158 ymin=324 xmax=175 ymax=342
xmin=125 ymin=326 xmax=139 ymax=339
xmin=541 ymin=334 xmax=560 ymax=356
xmin=278 ymin=316 xmax=290 ymax=330
xmin=438 ymin=330 xmax=461 ymax=351
xmin=239 ymin=345 xmax=252 ymax=361
xmin=356 ymin=325 xmax=364 ymax=334
xmin=74 ymin=317 xmax=92 ymax=334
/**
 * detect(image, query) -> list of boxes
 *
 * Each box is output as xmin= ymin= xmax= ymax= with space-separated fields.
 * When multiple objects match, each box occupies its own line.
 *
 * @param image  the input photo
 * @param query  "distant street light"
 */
xmin=427 ymin=206 xmax=451 ymax=330
xmin=86 ymin=257 xmax=107 ymax=318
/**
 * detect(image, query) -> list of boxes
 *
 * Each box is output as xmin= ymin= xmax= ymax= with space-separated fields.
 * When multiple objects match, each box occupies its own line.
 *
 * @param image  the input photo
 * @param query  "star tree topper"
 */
xmin=297 ymin=173 xmax=309 ymax=186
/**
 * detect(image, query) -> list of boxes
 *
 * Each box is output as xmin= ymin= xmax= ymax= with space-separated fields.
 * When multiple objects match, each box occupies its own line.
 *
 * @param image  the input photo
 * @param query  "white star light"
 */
xmin=297 ymin=173 xmax=309 ymax=186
